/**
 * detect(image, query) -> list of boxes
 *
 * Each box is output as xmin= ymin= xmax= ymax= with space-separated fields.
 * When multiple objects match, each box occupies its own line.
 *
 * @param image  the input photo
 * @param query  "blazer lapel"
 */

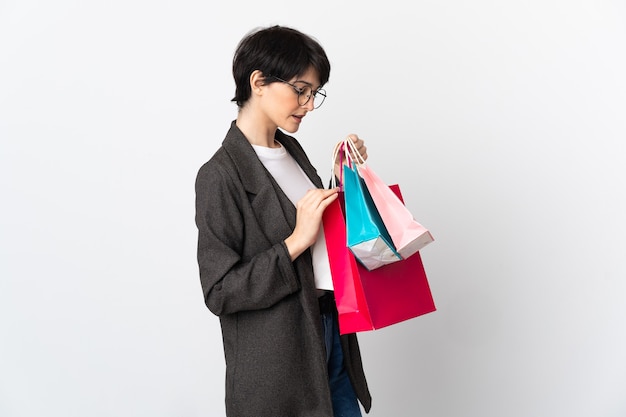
xmin=222 ymin=122 xmax=296 ymax=244
xmin=222 ymin=123 xmax=324 ymax=334
xmin=275 ymin=130 xmax=324 ymax=189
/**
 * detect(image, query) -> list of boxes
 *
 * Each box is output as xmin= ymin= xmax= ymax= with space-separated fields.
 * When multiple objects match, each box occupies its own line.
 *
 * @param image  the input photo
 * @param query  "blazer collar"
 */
xmin=221 ymin=121 xmax=324 ymax=242
xmin=222 ymin=121 xmax=324 ymax=194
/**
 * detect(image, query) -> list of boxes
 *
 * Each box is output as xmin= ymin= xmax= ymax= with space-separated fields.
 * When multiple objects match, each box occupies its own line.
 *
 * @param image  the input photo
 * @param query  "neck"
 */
xmin=236 ymin=107 xmax=279 ymax=148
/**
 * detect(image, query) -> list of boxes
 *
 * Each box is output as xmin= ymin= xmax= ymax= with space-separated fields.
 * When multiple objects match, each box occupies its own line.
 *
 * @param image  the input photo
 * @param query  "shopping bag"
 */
xmin=342 ymin=150 xmax=401 ymax=270
xmin=322 ymin=184 xmax=436 ymax=334
xmin=322 ymin=195 xmax=373 ymax=331
xmin=342 ymin=137 xmax=434 ymax=260
xmin=359 ymin=164 xmax=434 ymax=259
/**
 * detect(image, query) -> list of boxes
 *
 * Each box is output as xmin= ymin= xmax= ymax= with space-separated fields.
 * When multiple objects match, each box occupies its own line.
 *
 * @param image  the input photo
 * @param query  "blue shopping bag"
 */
xmin=343 ymin=163 xmax=401 ymax=270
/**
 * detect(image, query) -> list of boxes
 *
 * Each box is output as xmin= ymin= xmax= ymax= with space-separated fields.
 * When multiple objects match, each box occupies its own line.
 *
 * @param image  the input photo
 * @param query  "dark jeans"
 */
xmin=320 ymin=306 xmax=362 ymax=417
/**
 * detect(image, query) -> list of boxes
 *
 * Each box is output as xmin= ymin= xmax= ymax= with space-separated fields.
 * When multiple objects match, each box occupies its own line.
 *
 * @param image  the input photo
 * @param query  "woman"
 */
xmin=195 ymin=25 xmax=371 ymax=417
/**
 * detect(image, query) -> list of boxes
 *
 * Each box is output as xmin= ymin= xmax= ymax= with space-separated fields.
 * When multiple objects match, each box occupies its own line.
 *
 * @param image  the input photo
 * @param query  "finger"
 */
xmin=347 ymin=133 xmax=359 ymax=143
xmin=299 ymin=188 xmax=338 ymax=207
xmin=314 ymin=187 xmax=339 ymax=199
xmin=345 ymin=134 xmax=363 ymax=149
xmin=321 ymin=188 xmax=339 ymax=202
xmin=318 ymin=191 xmax=339 ymax=210
xmin=349 ymin=134 xmax=365 ymax=147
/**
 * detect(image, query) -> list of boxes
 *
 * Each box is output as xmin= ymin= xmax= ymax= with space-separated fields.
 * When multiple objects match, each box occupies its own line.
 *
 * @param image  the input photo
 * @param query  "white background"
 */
xmin=1 ymin=1 xmax=625 ymax=416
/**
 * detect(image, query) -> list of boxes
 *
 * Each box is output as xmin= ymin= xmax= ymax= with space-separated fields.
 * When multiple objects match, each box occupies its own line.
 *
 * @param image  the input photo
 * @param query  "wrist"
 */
xmin=284 ymin=234 xmax=307 ymax=261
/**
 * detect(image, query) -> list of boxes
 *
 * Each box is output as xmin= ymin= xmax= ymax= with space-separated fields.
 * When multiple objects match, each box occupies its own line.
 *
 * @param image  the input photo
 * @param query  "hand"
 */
xmin=334 ymin=134 xmax=368 ymax=179
xmin=284 ymin=188 xmax=339 ymax=260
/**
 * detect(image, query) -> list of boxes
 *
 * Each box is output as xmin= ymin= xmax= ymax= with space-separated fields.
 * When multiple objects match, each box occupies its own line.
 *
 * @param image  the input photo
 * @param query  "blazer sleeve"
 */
xmin=195 ymin=158 xmax=301 ymax=316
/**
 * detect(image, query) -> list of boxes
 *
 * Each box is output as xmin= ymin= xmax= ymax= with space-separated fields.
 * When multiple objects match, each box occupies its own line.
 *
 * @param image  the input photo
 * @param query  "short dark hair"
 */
xmin=231 ymin=25 xmax=331 ymax=108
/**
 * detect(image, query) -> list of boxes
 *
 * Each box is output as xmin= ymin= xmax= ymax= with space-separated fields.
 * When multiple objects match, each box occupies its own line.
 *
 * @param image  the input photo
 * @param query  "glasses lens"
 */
xmin=313 ymin=89 xmax=326 ymax=109
xmin=298 ymin=87 xmax=326 ymax=109
xmin=293 ymin=83 xmax=326 ymax=109
xmin=297 ymin=86 xmax=312 ymax=107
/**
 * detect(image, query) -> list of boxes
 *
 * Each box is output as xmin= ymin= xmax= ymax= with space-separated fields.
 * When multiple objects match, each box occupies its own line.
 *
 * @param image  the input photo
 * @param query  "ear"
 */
xmin=249 ymin=70 xmax=266 ymax=96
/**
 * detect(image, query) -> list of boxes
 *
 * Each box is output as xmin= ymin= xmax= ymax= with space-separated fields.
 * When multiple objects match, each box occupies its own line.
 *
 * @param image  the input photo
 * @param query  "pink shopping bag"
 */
xmin=359 ymin=164 xmax=434 ymax=260
xmin=341 ymin=137 xmax=433 ymax=260
xmin=322 ymin=185 xmax=436 ymax=334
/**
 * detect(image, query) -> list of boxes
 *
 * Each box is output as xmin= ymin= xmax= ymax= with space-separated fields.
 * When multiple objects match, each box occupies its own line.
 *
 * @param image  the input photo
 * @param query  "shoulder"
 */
xmin=196 ymin=123 xmax=245 ymax=186
xmin=196 ymin=147 xmax=239 ymax=193
xmin=197 ymin=146 xmax=231 ymax=175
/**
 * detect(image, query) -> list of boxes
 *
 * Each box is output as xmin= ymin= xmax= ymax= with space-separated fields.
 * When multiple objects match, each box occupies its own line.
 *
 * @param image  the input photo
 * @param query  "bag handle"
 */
xmin=343 ymin=136 xmax=366 ymax=166
xmin=330 ymin=137 xmax=367 ymax=189
xmin=330 ymin=140 xmax=343 ymax=189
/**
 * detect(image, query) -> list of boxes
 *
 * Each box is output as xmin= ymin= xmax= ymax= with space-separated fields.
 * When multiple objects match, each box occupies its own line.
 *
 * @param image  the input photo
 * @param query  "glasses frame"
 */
xmin=269 ymin=75 xmax=327 ymax=109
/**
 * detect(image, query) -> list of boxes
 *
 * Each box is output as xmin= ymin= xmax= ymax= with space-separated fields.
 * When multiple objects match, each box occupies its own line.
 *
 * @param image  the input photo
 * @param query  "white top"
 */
xmin=252 ymin=142 xmax=333 ymax=291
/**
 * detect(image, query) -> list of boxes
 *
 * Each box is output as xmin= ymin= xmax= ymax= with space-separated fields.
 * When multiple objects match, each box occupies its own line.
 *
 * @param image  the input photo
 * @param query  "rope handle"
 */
xmin=330 ymin=136 xmax=366 ymax=188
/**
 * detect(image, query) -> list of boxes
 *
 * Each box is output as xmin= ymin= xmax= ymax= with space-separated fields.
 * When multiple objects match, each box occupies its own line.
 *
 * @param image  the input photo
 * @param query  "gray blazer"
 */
xmin=195 ymin=122 xmax=371 ymax=416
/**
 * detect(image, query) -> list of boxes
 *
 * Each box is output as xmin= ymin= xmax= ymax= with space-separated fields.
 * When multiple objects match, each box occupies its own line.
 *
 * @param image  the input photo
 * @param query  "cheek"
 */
xmin=277 ymin=91 xmax=299 ymax=109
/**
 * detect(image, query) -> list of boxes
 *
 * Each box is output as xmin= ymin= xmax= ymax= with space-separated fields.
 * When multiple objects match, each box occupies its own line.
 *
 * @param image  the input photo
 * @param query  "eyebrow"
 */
xmin=293 ymin=80 xmax=322 ymax=90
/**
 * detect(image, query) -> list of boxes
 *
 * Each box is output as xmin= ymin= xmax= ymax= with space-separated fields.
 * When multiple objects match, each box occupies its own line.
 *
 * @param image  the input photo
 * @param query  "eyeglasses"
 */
xmin=270 ymin=76 xmax=327 ymax=109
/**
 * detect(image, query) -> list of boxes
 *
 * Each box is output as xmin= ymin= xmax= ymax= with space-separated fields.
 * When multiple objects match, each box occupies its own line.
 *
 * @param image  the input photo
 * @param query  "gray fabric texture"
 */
xmin=195 ymin=121 xmax=371 ymax=417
